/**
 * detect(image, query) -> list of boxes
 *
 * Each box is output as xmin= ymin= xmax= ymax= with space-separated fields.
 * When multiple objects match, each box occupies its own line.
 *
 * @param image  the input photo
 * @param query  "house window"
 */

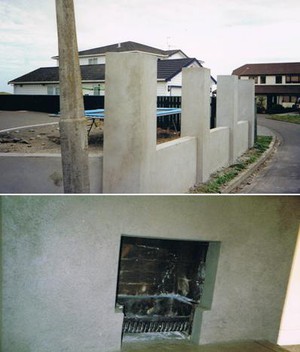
xmin=282 ymin=96 xmax=297 ymax=103
xmin=88 ymin=58 xmax=98 ymax=65
xmin=47 ymin=86 xmax=60 ymax=95
xmin=260 ymin=76 xmax=266 ymax=84
xmin=286 ymin=75 xmax=300 ymax=83
xmin=276 ymin=75 xmax=282 ymax=84
xmin=93 ymin=86 xmax=101 ymax=95
xmin=249 ymin=76 xmax=258 ymax=84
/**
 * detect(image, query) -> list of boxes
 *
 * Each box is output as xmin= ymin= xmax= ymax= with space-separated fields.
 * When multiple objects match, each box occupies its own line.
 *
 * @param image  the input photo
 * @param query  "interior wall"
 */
xmin=1 ymin=196 xmax=299 ymax=352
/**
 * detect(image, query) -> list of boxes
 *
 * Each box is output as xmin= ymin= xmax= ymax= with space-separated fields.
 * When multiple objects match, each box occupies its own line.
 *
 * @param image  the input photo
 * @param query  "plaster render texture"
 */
xmin=103 ymin=52 xmax=157 ymax=193
xmin=1 ymin=196 xmax=299 ymax=352
xmin=155 ymin=136 xmax=197 ymax=193
xmin=238 ymin=79 xmax=255 ymax=148
xmin=207 ymin=127 xmax=230 ymax=175
xmin=236 ymin=121 xmax=249 ymax=157
xmin=217 ymin=75 xmax=239 ymax=164
xmin=181 ymin=67 xmax=211 ymax=183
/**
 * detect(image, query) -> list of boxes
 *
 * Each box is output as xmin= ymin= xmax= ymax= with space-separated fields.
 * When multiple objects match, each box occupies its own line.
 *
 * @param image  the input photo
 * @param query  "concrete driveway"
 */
xmin=0 ymin=110 xmax=59 ymax=131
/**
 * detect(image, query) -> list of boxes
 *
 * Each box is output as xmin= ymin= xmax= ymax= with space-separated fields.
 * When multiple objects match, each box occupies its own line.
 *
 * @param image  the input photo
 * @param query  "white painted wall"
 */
xmin=157 ymin=81 xmax=168 ymax=96
xmin=14 ymin=84 xmax=48 ymax=95
xmin=14 ymin=83 xmax=105 ymax=96
xmin=278 ymin=227 xmax=300 ymax=346
xmin=167 ymin=51 xmax=187 ymax=59
xmin=79 ymin=56 xmax=106 ymax=65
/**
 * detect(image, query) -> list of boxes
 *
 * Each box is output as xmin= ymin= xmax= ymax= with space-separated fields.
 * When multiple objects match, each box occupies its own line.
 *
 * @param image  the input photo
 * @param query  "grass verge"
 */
xmin=189 ymin=135 xmax=273 ymax=193
xmin=266 ymin=114 xmax=300 ymax=124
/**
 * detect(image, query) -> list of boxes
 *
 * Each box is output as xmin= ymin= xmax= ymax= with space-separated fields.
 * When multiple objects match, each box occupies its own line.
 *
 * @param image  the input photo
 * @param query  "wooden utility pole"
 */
xmin=55 ymin=0 xmax=90 ymax=193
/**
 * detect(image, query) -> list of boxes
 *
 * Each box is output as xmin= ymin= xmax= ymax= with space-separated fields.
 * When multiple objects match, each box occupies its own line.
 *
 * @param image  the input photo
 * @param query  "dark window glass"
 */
xmin=286 ymin=75 xmax=300 ymax=83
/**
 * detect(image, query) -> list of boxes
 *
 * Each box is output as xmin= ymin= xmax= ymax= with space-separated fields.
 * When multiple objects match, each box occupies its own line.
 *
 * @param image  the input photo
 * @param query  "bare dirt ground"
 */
xmin=0 ymin=120 xmax=179 ymax=154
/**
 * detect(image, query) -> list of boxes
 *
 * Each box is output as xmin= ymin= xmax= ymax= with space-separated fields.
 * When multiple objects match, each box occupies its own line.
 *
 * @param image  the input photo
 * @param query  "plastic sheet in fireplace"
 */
xmin=116 ymin=236 xmax=208 ymax=336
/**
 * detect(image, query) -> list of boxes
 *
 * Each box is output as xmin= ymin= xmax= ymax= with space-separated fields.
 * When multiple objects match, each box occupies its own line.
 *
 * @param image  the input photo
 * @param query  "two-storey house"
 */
xmin=232 ymin=62 xmax=300 ymax=111
xmin=9 ymin=41 xmax=216 ymax=96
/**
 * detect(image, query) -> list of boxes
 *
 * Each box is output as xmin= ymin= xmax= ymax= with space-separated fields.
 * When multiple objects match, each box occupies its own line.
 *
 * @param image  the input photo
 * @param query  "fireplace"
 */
xmin=116 ymin=236 xmax=209 ymax=337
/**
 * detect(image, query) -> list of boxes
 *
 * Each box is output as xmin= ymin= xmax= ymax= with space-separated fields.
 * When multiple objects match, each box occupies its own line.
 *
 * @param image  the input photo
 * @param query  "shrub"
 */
xmin=267 ymin=104 xmax=285 ymax=114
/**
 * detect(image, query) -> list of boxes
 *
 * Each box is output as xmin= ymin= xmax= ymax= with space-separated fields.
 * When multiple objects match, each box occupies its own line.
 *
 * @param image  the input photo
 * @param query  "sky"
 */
xmin=0 ymin=0 xmax=299 ymax=93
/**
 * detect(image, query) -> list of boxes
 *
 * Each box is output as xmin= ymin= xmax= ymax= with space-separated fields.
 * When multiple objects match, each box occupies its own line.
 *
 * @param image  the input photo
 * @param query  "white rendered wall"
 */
xmin=217 ymin=75 xmax=239 ymax=164
xmin=79 ymin=56 xmax=106 ymax=65
xmin=207 ymin=127 xmax=230 ymax=174
xmin=103 ymin=52 xmax=157 ymax=193
xmin=157 ymin=81 xmax=168 ymax=96
xmin=236 ymin=121 xmax=249 ymax=156
xmin=238 ymin=79 xmax=255 ymax=148
xmin=155 ymin=136 xmax=197 ymax=193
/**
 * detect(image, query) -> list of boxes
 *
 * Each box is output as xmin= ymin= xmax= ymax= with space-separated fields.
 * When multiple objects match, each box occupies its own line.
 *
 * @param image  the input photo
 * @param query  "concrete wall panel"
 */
xmin=236 ymin=121 xmax=249 ymax=157
xmin=155 ymin=136 xmax=197 ymax=193
xmin=207 ymin=127 xmax=230 ymax=175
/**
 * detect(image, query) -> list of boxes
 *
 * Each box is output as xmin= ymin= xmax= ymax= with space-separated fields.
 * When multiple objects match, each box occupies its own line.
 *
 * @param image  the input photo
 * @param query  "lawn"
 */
xmin=266 ymin=114 xmax=300 ymax=124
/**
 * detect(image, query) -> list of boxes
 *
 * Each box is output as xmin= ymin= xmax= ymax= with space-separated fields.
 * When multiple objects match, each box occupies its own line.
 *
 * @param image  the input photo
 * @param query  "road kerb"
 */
xmin=221 ymin=135 xmax=278 ymax=193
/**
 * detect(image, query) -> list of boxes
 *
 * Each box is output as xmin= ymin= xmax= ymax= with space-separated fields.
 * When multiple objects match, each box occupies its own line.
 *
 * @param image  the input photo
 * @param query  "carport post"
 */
xmin=55 ymin=0 xmax=90 ymax=193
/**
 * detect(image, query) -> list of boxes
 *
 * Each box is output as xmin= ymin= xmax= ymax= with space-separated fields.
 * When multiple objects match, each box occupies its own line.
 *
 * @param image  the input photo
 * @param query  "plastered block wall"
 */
xmin=103 ymin=53 xmax=255 ymax=193
xmin=103 ymin=52 xmax=157 ymax=193
xmin=1 ymin=196 xmax=299 ymax=352
xmin=217 ymin=75 xmax=255 ymax=163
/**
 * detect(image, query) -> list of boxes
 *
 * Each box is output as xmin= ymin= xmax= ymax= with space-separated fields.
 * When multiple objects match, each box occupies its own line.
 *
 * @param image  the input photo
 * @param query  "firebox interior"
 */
xmin=116 ymin=236 xmax=209 ymax=336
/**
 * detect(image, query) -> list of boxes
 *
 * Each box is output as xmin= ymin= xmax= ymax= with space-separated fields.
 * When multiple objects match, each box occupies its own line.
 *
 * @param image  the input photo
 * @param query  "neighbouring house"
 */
xmin=8 ymin=41 xmax=216 ymax=96
xmin=232 ymin=62 xmax=300 ymax=111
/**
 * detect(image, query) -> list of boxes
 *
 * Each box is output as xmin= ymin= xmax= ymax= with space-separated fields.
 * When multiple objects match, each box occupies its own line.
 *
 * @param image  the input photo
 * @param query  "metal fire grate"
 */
xmin=123 ymin=316 xmax=191 ymax=334
xmin=118 ymin=294 xmax=195 ymax=335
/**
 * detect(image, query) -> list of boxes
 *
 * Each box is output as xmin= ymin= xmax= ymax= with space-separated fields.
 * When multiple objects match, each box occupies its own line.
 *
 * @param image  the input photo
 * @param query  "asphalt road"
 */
xmin=242 ymin=114 xmax=300 ymax=194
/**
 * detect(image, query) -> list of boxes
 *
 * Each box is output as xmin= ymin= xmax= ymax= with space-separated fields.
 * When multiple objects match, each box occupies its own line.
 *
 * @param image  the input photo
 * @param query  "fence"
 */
xmin=157 ymin=96 xmax=216 ymax=130
xmin=0 ymin=95 xmax=104 ymax=114
xmin=0 ymin=94 xmax=216 ymax=130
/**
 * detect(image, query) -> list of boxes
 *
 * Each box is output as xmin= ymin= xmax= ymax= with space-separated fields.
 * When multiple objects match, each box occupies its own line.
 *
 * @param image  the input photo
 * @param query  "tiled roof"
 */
xmin=233 ymin=62 xmax=300 ymax=76
xmin=9 ymin=65 xmax=105 ymax=83
xmin=158 ymin=58 xmax=202 ymax=80
xmin=10 ymin=67 xmax=60 ymax=83
xmin=255 ymin=85 xmax=300 ymax=94
xmin=72 ymin=41 xmax=179 ymax=58
xmin=9 ymin=59 xmax=203 ymax=84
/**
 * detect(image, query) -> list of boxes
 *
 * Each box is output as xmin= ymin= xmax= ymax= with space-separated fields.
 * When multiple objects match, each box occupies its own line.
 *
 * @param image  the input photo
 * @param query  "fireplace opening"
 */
xmin=116 ymin=236 xmax=209 ymax=338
